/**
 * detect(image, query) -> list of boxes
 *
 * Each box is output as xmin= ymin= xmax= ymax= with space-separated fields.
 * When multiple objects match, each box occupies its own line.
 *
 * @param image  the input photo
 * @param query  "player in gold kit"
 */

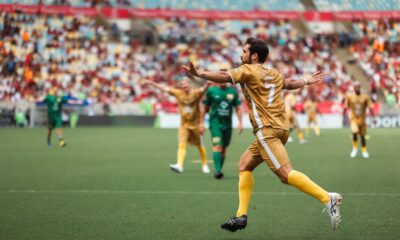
xmin=183 ymin=37 xmax=342 ymax=232
xmin=284 ymin=92 xmax=306 ymax=143
xmin=303 ymin=95 xmax=321 ymax=137
xmin=141 ymin=78 xmax=211 ymax=173
xmin=344 ymin=83 xmax=375 ymax=158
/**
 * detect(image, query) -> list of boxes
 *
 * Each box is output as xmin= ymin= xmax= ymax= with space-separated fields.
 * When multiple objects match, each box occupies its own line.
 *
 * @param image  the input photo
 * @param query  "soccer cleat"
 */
xmin=287 ymin=136 xmax=294 ymax=143
xmin=202 ymin=164 xmax=210 ymax=174
xmin=59 ymin=140 xmax=67 ymax=147
xmin=323 ymin=193 xmax=342 ymax=231
xmin=362 ymin=151 xmax=370 ymax=158
xmin=350 ymin=148 xmax=358 ymax=158
xmin=221 ymin=215 xmax=247 ymax=232
xmin=169 ymin=164 xmax=183 ymax=173
xmin=214 ymin=172 xmax=224 ymax=179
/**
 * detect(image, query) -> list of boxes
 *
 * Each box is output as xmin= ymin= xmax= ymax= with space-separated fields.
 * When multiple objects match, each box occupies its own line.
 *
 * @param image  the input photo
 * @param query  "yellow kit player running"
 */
xmin=142 ymin=78 xmax=211 ymax=173
xmin=344 ymin=83 xmax=375 ymax=158
xmin=284 ymin=92 xmax=306 ymax=144
xmin=303 ymin=96 xmax=321 ymax=136
xmin=183 ymin=37 xmax=342 ymax=232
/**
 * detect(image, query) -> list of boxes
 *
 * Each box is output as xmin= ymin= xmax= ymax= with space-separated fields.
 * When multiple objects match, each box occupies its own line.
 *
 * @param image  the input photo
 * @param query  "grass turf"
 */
xmin=0 ymin=127 xmax=399 ymax=240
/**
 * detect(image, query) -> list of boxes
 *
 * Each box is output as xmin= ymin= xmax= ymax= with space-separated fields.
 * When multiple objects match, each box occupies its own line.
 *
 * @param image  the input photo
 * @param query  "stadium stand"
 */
xmin=313 ymin=0 xmax=400 ymax=11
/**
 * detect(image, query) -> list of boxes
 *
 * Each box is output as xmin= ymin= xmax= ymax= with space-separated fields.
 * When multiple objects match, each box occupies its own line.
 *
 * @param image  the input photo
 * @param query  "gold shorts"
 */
xmin=247 ymin=127 xmax=290 ymax=172
xmin=350 ymin=120 xmax=367 ymax=136
xmin=307 ymin=113 xmax=317 ymax=124
xmin=178 ymin=126 xmax=202 ymax=146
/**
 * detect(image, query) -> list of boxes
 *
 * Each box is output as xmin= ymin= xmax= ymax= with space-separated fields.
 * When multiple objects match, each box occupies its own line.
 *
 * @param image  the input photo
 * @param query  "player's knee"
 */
xmin=213 ymin=145 xmax=222 ymax=152
xmin=238 ymin=162 xmax=251 ymax=172
xmin=279 ymin=175 xmax=289 ymax=184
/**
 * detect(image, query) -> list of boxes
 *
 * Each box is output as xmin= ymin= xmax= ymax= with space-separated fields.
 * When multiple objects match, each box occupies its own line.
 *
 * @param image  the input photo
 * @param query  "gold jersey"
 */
xmin=345 ymin=94 xmax=373 ymax=124
xmin=168 ymin=87 xmax=203 ymax=129
xmin=228 ymin=64 xmax=289 ymax=133
xmin=303 ymin=99 xmax=317 ymax=115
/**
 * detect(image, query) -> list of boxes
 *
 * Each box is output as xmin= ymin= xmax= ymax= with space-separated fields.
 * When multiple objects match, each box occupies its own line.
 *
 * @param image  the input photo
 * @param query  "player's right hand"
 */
xmin=303 ymin=71 xmax=324 ymax=85
xmin=199 ymin=124 xmax=205 ymax=135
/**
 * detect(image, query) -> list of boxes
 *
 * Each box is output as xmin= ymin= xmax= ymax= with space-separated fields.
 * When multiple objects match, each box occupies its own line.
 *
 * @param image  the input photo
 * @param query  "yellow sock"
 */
xmin=298 ymin=131 xmax=304 ymax=141
xmin=314 ymin=125 xmax=320 ymax=136
xmin=305 ymin=126 xmax=310 ymax=136
xmin=198 ymin=145 xmax=207 ymax=165
xmin=352 ymin=140 xmax=358 ymax=149
xmin=236 ymin=171 xmax=254 ymax=216
xmin=361 ymin=146 xmax=367 ymax=153
xmin=288 ymin=170 xmax=329 ymax=204
xmin=177 ymin=143 xmax=187 ymax=167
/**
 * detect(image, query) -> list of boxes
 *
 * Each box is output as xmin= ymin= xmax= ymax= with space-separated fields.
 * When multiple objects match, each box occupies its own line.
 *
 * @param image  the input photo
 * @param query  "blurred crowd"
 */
xmin=348 ymin=20 xmax=400 ymax=106
xmin=1 ymin=11 xmax=399 ymax=114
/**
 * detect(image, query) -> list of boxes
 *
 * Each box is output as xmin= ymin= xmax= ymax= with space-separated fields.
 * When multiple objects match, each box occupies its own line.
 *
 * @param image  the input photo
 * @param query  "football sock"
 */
xmin=58 ymin=137 xmax=64 ymax=142
xmin=297 ymin=131 xmax=304 ymax=142
xmin=352 ymin=140 xmax=358 ymax=149
xmin=198 ymin=145 xmax=207 ymax=166
xmin=314 ymin=125 xmax=320 ymax=136
xmin=213 ymin=151 xmax=222 ymax=172
xmin=361 ymin=146 xmax=368 ymax=153
xmin=305 ymin=126 xmax=310 ymax=136
xmin=221 ymin=156 xmax=225 ymax=167
xmin=177 ymin=143 xmax=187 ymax=167
xmin=288 ymin=170 xmax=329 ymax=204
xmin=236 ymin=171 xmax=254 ymax=217
xmin=47 ymin=136 xmax=51 ymax=145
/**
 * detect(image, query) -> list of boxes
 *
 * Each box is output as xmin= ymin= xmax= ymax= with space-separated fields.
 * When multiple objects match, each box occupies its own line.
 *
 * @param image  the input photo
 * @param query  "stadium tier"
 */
xmin=313 ymin=0 xmax=400 ymax=11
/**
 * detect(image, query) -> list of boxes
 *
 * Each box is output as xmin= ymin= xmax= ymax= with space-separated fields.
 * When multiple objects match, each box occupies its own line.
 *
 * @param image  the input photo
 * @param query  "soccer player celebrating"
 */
xmin=304 ymin=95 xmax=321 ymax=136
xmin=284 ymin=91 xmax=306 ymax=144
xmin=141 ymin=78 xmax=211 ymax=174
xmin=183 ymin=37 xmax=342 ymax=231
xmin=343 ymin=83 xmax=375 ymax=158
xmin=36 ymin=87 xmax=82 ymax=147
xmin=200 ymin=82 xmax=243 ymax=179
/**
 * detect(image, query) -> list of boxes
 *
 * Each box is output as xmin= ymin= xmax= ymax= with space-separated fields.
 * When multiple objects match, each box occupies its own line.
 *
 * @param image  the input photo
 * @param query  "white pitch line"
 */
xmin=2 ymin=190 xmax=400 ymax=197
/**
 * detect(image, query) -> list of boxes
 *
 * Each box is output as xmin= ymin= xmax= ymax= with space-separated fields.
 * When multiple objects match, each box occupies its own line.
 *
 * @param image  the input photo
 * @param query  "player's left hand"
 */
xmin=182 ymin=62 xmax=200 ymax=78
xmin=237 ymin=123 xmax=243 ymax=134
xmin=303 ymin=71 xmax=324 ymax=85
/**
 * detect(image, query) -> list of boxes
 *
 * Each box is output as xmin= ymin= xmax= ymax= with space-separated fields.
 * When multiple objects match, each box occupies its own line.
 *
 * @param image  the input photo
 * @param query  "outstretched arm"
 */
xmin=182 ymin=62 xmax=232 ymax=83
xmin=199 ymin=82 xmax=211 ymax=96
xmin=283 ymin=71 xmax=324 ymax=90
xmin=140 ymin=79 xmax=170 ymax=92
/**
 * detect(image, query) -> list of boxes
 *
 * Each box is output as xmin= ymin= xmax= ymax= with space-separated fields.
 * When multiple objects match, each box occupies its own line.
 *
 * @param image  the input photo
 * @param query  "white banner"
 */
xmin=157 ymin=113 xmax=345 ymax=129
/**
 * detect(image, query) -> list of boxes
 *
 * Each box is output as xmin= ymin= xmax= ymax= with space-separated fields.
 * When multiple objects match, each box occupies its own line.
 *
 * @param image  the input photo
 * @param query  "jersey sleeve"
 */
xmin=228 ymin=64 xmax=250 ymax=84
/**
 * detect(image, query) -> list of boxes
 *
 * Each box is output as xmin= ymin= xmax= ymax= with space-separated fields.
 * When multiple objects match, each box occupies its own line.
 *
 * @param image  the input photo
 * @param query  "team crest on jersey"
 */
xmin=227 ymin=94 xmax=234 ymax=101
xmin=212 ymin=137 xmax=221 ymax=143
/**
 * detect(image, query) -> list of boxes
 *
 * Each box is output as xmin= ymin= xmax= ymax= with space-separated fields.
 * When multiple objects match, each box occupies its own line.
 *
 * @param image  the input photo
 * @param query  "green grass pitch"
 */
xmin=0 ymin=127 xmax=399 ymax=240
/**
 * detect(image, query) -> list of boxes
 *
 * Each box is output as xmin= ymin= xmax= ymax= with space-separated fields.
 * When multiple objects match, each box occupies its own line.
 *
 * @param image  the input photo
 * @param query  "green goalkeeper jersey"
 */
xmin=203 ymin=86 xmax=241 ymax=129
xmin=45 ymin=95 xmax=68 ymax=117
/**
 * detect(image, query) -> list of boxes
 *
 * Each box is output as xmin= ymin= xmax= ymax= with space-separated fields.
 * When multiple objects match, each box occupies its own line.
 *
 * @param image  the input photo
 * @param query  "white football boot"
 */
xmin=169 ymin=164 xmax=183 ymax=173
xmin=323 ymin=192 xmax=342 ymax=230
xmin=202 ymin=164 xmax=210 ymax=174
xmin=287 ymin=136 xmax=294 ymax=143
xmin=362 ymin=151 xmax=370 ymax=158
xmin=350 ymin=148 xmax=358 ymax=158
